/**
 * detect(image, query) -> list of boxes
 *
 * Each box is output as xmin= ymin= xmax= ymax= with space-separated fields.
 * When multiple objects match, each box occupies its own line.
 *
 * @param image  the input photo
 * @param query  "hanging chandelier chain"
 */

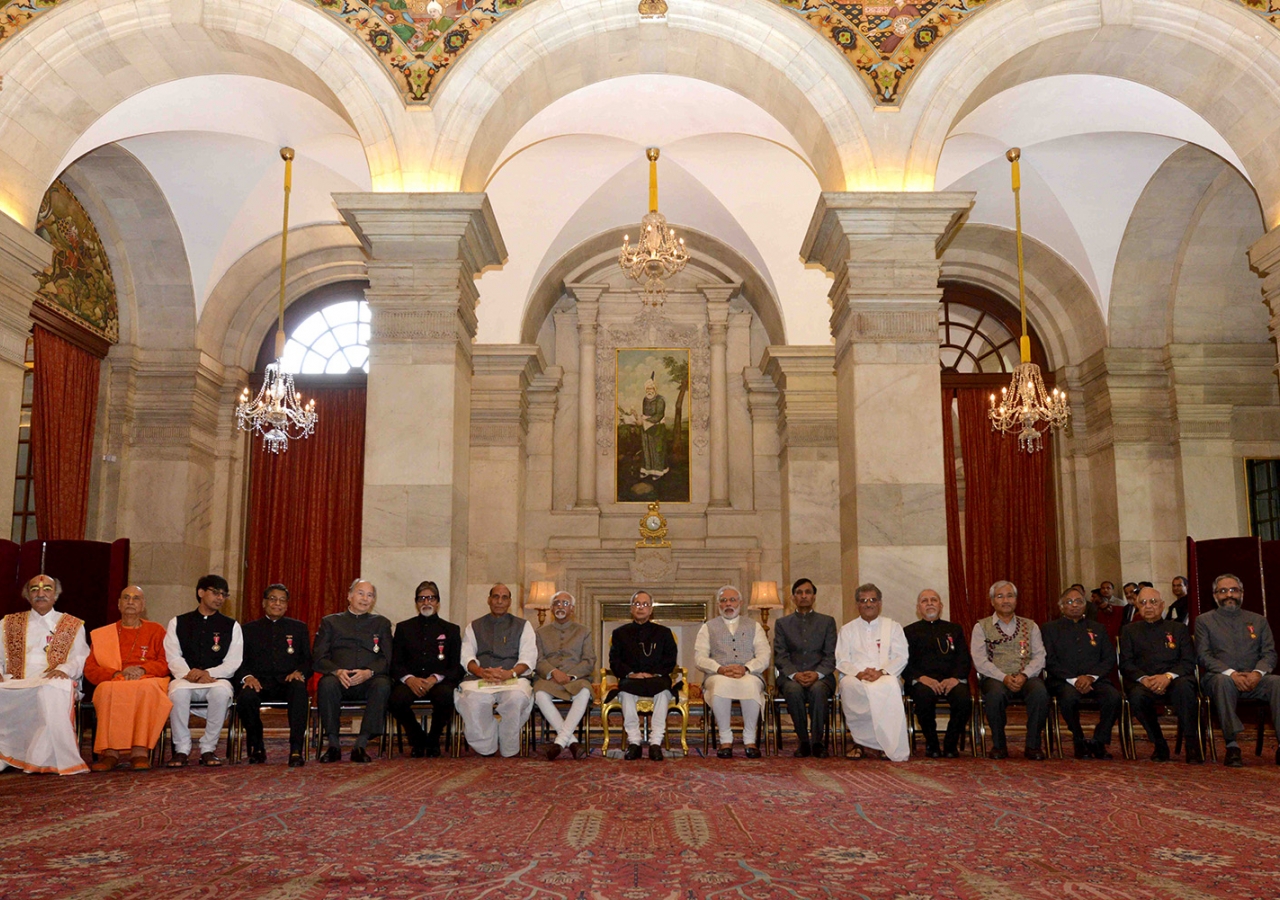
xmin=619 ymin=147 xmax=688 ymax=307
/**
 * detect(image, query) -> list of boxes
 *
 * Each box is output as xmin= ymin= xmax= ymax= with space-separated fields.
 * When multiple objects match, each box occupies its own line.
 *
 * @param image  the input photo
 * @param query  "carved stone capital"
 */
xmin=470 ymin=345 xmax=545 ymax=446
xmin=761 ymin=346 xmax=838 ymax=448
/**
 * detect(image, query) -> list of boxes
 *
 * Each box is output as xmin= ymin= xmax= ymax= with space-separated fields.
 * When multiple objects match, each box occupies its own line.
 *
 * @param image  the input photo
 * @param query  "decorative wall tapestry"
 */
xmin=616 ymin=348 xmax=691 ymax=504
xmin=33 ymin=179 xmax=119 ymax=344
xmin=0 ymin=0 xmax=65 ymax=43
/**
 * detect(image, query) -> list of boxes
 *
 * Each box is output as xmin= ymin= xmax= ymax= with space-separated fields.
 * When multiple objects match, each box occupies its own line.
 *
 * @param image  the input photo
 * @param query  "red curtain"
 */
xmin=244 ymin=385 xmax=366 ymax=637
xmin=943 ymin=387 xmax=1056 ymax=634
xmin=31 ymin=325 xmax=101 ymax=540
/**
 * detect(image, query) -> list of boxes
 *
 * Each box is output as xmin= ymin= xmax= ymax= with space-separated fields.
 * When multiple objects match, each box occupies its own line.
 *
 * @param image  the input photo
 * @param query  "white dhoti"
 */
xmin=0 ymin=678 xmax=88 ymax=775
xmin=840 ymin=676 xmax=909 ymax=762
xmin=457 ymin=681 xmax=534 ymax=757
xmin=704 ymin=674 xmax=765 ymax=745
xmin=167 ymin=679 xmax=234 ymax=756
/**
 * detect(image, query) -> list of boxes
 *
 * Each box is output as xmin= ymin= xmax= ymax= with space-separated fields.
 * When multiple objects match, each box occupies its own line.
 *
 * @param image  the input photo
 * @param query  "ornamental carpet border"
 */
xmin=1 ymin=748 xmax=1278 ymax=898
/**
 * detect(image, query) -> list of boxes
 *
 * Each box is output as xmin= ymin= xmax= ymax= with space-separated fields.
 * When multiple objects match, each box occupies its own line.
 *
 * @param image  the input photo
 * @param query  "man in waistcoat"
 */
xmin=969 ymin=580 xmax=1049 ymax=760
xmin=164 ymin=574 xmax=244 ymax=767
xmin=388 ymin=581 xmax=463 ymax=758
xmin=773 ymin=578 xmax=838 ymax=758
xmin=0 ymin=575 xmax=90 ymax=774
xmin=696 ymin=585 xmax=771 ymax=759
xmin=1042 ymin=586 xmax=1121 ymax=760
xmin=533 ymin=590 xmax=595 ymax=760
xmin=1120 ymin=585 xmax=1202 ymax=763
xmin=458 ymin=583 xmax=537 ymax=757
xmin=236 ymin=583 xmax=312 ymax=767
xmin=836 ymin=583 xmax=909 ymax=761
xmin=1195 ymin=573 xmax=1280 ymax=767
xmin=314 ymin=579 xmax=393 ymax=763
xmin=610 ymin=590 xmax=678 ymax=761
xmin=902 ymin=588 xmax=971 ymax=758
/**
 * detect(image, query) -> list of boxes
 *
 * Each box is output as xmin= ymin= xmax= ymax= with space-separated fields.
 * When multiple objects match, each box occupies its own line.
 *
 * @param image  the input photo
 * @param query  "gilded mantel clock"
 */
xmin=636 ymin=501 xmax=671 ymax=548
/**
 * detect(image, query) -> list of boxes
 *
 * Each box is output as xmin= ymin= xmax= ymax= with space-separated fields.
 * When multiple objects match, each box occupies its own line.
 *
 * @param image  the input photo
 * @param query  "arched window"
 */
xmin=939 ymin=282 xmax=1049 ymax=379
xmin=279 ymin=300 xmax=371 ymax=374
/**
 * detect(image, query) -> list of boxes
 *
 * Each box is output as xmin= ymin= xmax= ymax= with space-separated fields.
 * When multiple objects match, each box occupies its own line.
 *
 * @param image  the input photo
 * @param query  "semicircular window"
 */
xmin=938 ymin=297 xmax=1020 ymax=374
xmin=280 ymin=300 xmax=370 ymax=374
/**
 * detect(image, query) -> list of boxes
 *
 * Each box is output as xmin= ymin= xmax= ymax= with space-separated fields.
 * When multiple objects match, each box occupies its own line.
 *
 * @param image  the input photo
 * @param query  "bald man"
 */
xmin=458 ymin=584 xmax=537 ymax=757
xmin=902 ymin=589 xmax=971 ymax=758
xmin=313 ymin=579 xmax=393 ymax=763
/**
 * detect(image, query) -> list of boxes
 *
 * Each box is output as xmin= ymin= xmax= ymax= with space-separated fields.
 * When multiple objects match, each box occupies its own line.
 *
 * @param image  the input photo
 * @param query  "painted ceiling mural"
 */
xmin=33 ymin=179 xmax=119 ymax=343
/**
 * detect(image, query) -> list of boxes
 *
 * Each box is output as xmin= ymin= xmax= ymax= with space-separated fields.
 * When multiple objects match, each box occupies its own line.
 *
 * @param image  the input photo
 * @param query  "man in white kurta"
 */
xmin=695 ymin=585 xmax=771 ymax=758
xmin=836 ymin=583 xmax=910 ymax=762
xmin=0 ymin=575 xmax=90 ymax=775
xmin=458 ymin=584 xmax=538 ymax=757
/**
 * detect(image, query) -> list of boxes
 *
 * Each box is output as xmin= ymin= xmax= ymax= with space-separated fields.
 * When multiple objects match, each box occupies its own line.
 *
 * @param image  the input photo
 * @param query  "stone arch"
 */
xmin=427 ymin=0 xmax=876 ymax=194
xmin=0 ymin=0 xmax=404 ymax=227
xmin=519 ymin=226 xmax=787 ymax=348
xmin=940 ymin=223 xmax=1106 ymax=371
xmin=199 ymin=224 xmax=368 ymax=375
xmin=58 ymin=144 xmax=194 ymax=351
xmin=902 ymin=0 xmax=1280 ymax=224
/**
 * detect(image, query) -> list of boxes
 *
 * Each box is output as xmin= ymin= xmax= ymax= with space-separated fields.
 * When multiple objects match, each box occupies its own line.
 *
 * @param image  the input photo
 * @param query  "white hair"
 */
xmin=551 ymin=590 xmax=576 ymax=608
xmin=715 ymin=585 xmax=742 ymax=602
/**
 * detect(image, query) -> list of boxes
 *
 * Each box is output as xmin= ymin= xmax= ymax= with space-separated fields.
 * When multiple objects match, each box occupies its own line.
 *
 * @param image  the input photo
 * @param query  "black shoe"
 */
xmin=288 ymin=752 xmax=305 ymax=768
xmin=1186 ymin=745 xmax=1204 ymax=765
xmin=1088 ymin=741 xmax=1113 ymax=760
xmin=410 ymin=745 xmax=426 ymax=758
xmin=1073 ymin=740 xmax=1090 ymax=759
xmin=1151 ymin=742 xmax=1171 ymax=762
xmin=247 ymin=747 xmax=267 ymax=765
xmin=989 ymin=747 xmax=1009 ymax=760
xmin=1224 ymin=746 xmax=1244 ymax=768
xmin=717 ymin=746 xmax=733 ymax=759
xmin=320 ymin=746 xmax=342 ymax=763
xmin=943 ymin=748 xmax=961 ymax=759
xmin=925 ymin=744 xmax=942 ymax=759
xmin=811 ymin=743 xmax=829 ymax=759
xmin=744 ymin=745 xmax=761 ymax=759
xmin=1024 ymin=747 xmax=1047 ymax=761
xmin=424 ymin=741 xmax=442 ymax=759
xmin=648 ymin=744 xmax=664 ymax=762
xmin=350 ymin=747 xmax=372 ymax=763
xmin=794 ymin=742 xmax=811 ymax=759
xmin=624 ymin=743 xmax=643 ymax=760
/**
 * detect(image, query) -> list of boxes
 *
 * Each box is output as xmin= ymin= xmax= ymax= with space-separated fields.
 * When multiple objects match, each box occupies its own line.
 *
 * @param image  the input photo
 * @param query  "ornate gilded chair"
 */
xmin=599 ymin=666 xmax=690 ymax=756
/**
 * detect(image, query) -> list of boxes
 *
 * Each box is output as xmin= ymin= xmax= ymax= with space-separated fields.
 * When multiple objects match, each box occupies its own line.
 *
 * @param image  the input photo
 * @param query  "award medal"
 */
xmin=212 ymin=633 xmax=221 ymax=654
xmin=1165 ymin=632 xmax=1176 ymax=649
xmin=437 ymin=636 xmax=446 ymax=661
xmin=140 ymin=644 xmax=148 ymax=660
xmin=1248 ymin=624 xmax=1257 ymax=641
xmin=373 ymin=635 xmax=381 ymax=654
xmin=1087 ymin=629 xmax=1097 ymax=647
xmin=947 ymin=634 xmax=954 ymax=651
xmin=286 ymin=635 xmax=295 ymax=655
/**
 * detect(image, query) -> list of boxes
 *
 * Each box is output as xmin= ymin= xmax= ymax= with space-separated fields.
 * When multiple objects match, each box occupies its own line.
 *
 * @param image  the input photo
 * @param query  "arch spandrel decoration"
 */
xmin=33 ymin=179 xmax=119 ymax=344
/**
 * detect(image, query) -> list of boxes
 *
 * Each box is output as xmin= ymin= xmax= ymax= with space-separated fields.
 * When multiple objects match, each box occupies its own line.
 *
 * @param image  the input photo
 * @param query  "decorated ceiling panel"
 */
xmin=33 ymin=179 xmax=119 ymax=343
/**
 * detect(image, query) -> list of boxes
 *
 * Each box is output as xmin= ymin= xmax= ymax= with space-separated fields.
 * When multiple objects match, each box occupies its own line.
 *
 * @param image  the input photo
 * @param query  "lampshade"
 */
xmin=526 ymin=580 xmax=557 ymax=610
xmin=748 ymin=581 xmax=782 ymax=610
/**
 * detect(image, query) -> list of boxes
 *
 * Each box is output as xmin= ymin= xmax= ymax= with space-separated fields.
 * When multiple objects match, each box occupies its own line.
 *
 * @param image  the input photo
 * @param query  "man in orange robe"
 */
xmin=84 ymin=586 xmax=172 ymax=771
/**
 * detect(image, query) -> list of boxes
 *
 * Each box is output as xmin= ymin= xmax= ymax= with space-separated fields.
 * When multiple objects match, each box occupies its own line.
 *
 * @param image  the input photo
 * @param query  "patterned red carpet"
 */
xmin=2 ymin=742 xmax=1278 ymax=900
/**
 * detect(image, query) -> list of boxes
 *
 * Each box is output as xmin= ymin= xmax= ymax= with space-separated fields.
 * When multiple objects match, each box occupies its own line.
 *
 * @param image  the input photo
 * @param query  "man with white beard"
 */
xmin=695 ymin=585 xmax=770 ymax=758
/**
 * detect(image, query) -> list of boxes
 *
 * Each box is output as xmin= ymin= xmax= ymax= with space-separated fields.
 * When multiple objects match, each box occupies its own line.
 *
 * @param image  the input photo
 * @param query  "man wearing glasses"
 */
xmin=835 ymin=583 xmax=909 ymax=761
xmin=533 ymin=591 xmax=595 ymax=760
xmin=1041 ymin=586 xmax=1120 ymax=759
xmin=163 ymin=574 xmax=243 ymax=767
xmin=1119 ymin=585 xmax=1201 ymax=763
xmin=1195 ymin=573 xmax=1280 ymax=767
xmin=609 ymin=590 xmax=678 ymax=760
xmin=970 ymin=580 xmax=1049 ymax=760
xmin=388 ymin=581 xmax=464 ymax=759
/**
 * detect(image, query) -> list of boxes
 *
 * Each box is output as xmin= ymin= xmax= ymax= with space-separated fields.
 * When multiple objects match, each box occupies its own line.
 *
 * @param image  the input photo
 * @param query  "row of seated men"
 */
xmin=0 ymin=570 xmax=1276 ymax=772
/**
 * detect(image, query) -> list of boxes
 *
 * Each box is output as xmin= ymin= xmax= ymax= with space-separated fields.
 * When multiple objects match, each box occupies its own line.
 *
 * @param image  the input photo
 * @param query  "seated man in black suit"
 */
xmin=388 ymin=581 xmax=464 ymax=758
xmin=1042 ymin=586 xmax=1121 ymax=759
xmin=236 ymin=583 xmax=312 ymax=767
xmin=903 ymin=588 xmax=971 ymax=758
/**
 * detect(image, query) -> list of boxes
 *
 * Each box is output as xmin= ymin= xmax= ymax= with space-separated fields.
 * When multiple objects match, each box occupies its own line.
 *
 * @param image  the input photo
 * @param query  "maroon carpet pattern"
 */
xmin=2 ymin=743 xmax=1279 ymax=900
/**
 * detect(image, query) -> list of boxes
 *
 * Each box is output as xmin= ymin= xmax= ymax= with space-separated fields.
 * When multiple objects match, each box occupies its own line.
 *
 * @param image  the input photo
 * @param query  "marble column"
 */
xmin=702 ymin=285 xmax=735 ymax=508
xmin=335 ymin=193 xmax=506 ymax=625
xmin=801 ymin=192 xmax=972 ymax=624
xmin=0 ymin=215 xmax=48 ymax=524
xmin=762 ymin=347 xmax=841 ymax=609
xmin=566 ymin=284 xmax=604 ymax=510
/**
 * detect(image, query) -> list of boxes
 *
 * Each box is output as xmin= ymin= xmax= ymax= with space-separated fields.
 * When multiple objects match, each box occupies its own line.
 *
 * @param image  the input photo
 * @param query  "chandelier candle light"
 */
xmin=619 ymin=147 xmax=688 ymax=307
xmin=987 ymin=148 xmax=1070 ymax=453
xmin=235 ymin=147 xmax=318 ymax=454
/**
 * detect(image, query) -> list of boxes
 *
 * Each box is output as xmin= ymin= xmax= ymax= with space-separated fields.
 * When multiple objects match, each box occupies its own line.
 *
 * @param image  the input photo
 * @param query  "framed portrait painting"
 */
xmin=615 ymin=348 xmax=690 ymax=503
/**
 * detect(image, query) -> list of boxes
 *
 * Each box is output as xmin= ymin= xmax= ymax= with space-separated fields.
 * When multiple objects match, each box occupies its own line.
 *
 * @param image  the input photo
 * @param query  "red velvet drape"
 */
xmin=943 ymin=387 xmax=1056 ymax=634
xmin=941 ymin=392 xmax=972 ymax=630
xmin=31 ymin=325 xmax=101 ymax=540
xmin=244 ymin=385 xmax=366 ymax=637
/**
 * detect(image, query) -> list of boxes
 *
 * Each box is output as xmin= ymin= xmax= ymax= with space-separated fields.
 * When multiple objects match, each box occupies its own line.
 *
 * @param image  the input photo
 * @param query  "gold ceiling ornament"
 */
xmin=619 ymin=147 xmax=688 ymax=308
xmin=988 ymin=148 xmax=1070 ymax=453
xmin=637 ymin=501 xmax=671 ymax=548
xmin=235 ymin=147 xmax=318 ymax=454
xmin=638 ymin=0 xmax=668 ymax=18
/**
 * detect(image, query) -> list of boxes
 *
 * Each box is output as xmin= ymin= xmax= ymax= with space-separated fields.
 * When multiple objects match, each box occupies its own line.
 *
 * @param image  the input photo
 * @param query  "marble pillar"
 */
xmin=801 ymin=193 xmax=973 ymax=624
xmin=566 ymin=284 xmax=604 ymax=510
xmin=762 ymin=346 xmax=841 ymax=610
xmin=702 ymin=285 xmax=734 ymax=509
xmin=0 ymin=215 xmax=48 ymax=524
xmin=336 ymin=193 xmax=506 ymax=625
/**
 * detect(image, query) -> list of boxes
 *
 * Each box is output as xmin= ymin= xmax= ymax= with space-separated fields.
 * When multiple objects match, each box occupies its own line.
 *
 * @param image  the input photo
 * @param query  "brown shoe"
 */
xmin=167 ymin=752 xmax=189 ymax=768
xmin=544 ymin=743 xmax=562 ymax=761
xmin=90 ymin=754 xmax=120 ymax=772
xmin=130 ymin=756 xmax=151 ymax=770
xmin=199 ymin=752 xmax=223 ymax=767
xmin=568 ymin=742 xmax=585 ymax=760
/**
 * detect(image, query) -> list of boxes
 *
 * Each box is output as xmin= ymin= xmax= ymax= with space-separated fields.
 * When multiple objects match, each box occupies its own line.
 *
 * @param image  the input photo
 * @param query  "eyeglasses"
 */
xmin=1213 ymin=587 xmax=1243 ymax=596
xmin=416 ymin=595 xmax=439 ymax=602
xmin=1136 ymin=598 xmax=1163 ymax=607
xmin=630 ymin=601 xmax=652 ymax=608
xmin=1061 ymin=597 xmax=1085 ymax=605
xmin=205 ymin=589 xmax=230 ymax=599
xmin=856 ymin=597 xmax=881 ymax=605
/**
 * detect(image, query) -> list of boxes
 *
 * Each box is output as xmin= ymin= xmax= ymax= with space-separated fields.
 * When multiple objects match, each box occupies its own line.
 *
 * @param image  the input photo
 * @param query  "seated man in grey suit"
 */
xmin=1195 ymin=573 xmax=1280 ymax=768
xmin=772 ymin=578 xmax=837 ymax=758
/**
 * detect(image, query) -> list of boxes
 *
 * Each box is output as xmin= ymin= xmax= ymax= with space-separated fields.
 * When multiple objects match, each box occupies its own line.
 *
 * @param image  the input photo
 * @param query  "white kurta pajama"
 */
xmin=836 ymin=615 xmax=910 ymax=762
xmin=457 ymin=619 xmax=538 ymax=757
xmin=695 ymin=615 xmax=771 ymax=745
xmin=0 ymin=609 xmax=91 ymax=774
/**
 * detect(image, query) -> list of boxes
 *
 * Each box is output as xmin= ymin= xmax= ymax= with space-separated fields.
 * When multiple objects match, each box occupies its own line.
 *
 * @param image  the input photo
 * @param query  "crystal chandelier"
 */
xmin=236 ymin=147 xmax=317 ymax=454
xmin=619 ymin=147 xmax=688 ymax=306
xmin=988 ymin=148 xmax=1070 ymax=453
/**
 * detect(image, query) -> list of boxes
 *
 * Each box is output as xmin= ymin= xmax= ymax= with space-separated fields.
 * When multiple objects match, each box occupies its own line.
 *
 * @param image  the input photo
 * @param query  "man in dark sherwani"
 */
xmin=313 ymin=579 xmax=393 ymax=763
xmin=1195 ymin=573 xmax=1280 ymax=768
xmin=1042 ymin=586 xmax=1121 ymax=760
xmin=609 ymin=590 xmax=678 ymax=761
xmin=236 ymin=583 xmax=312 ymax=767
xmin=387 ymin=580 xmax=463 ymax=758
xmin=902 ymin=588 xmax=971 ymax=759
xmin=773 ymin=578 xmax=837 ymax=758
xmin=1120 ymin=585 xmax=1201 ymax=764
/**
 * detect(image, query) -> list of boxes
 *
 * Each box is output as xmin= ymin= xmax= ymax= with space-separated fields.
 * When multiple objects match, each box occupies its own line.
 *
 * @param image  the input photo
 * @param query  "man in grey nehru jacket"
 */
xmin=458 ymin=583 xmax=537 ymax=757
xmin=533 ymin=591 xmax=595 ymax=760
xmin=1195 ymin=573 xmax=1280 ymax=768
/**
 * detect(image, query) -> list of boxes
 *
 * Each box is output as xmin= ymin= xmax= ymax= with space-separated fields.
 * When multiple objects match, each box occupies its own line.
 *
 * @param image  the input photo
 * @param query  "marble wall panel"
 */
xmin=854 ymin=544 xmax=949 ymax=628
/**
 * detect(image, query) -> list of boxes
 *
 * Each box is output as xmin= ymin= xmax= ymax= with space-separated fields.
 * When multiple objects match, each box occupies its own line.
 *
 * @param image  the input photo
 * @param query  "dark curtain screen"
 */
xmin=31 ymin=325 xmax=101 ymax=540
